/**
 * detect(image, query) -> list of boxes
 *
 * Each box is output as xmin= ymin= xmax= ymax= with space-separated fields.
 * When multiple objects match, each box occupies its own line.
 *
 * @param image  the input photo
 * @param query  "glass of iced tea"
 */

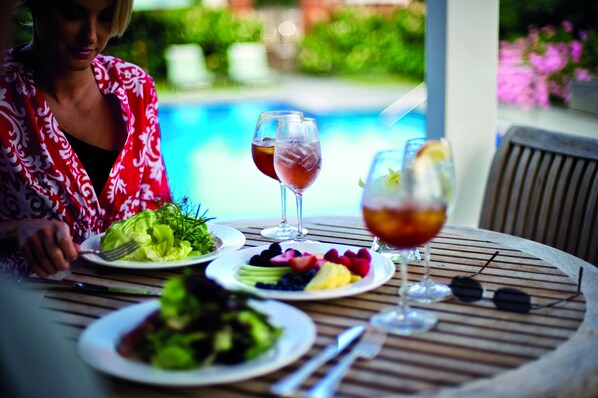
xmin=362 ymin=149 xmax=447 ymax=335
xmin=402 ymin=138 xmax=457 ymax=303
xmin=252 ymin=110 xmax=306 ymax=239
xmin=274 ymin=116 xmax=322 ymax=242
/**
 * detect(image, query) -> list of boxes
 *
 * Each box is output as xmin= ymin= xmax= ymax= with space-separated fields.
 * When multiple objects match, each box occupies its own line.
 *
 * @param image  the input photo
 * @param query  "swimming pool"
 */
xmin=159 ymin=99 xmax=425 ymax=223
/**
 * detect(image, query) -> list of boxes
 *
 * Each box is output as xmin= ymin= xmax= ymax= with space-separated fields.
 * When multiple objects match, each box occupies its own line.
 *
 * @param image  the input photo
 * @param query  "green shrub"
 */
xmin=106 ymin=5 xmax=262 ymax=80
xmin=297 ymin=7 xmax=425 ymax=80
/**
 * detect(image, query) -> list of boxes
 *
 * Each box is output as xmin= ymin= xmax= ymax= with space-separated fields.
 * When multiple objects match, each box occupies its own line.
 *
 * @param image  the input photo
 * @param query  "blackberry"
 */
xmin=268 ymin=243 xmax=282 ymax=256
xmin=249 ymin=254 xmax=262 ymax=266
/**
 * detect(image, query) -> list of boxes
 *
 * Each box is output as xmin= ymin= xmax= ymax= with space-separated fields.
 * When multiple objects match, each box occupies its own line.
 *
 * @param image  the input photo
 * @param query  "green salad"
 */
xmin=101 ymin=202 xmax=216 ymax=262
xmin=117 ymin=272 xmax=283 ymax=369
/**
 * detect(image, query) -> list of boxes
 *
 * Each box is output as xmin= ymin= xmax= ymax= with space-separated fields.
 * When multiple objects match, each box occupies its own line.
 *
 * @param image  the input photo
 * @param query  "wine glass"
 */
xmin=403 ymin=138 xmax=457 ymax=303
xmin=362 ymin=149 xmax=447 ymax=335
xmin=252 ymin=110 xmax=307 ymax=240
xmin=274 ymin=116 xmax=322 ymax=243
xmin=367 ymin=171 xmax=421 ymax=263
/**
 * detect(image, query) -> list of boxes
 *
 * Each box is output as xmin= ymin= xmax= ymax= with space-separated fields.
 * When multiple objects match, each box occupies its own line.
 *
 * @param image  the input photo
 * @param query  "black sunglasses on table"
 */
xmin=448 ymin=251 xmax=583 ymax=314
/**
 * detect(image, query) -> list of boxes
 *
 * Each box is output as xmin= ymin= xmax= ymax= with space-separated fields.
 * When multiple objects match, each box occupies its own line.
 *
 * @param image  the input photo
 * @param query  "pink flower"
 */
xmin=575 ymin=68 xmax=593 ymax=81
xmin=562 ymin=20 xmax=573 ymax=33
xmin=496 ymin=20 xmax=596 ymax=109
xmin=570 ymin=41 xmax=583 ymax=63
xmin=529 ymin=44 xmax=568 ymax=75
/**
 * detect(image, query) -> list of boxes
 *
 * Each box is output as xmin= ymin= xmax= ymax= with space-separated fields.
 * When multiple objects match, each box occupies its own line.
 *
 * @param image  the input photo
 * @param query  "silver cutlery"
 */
xmin=305 ymin=328 xmax=386 ymax=398
xmin=79 ymin=239 xmax=140 ymax=261
xmin=17 ymin=277 xmax=161 ymax=296
xmin=270 ymin=324 xmax=366 ymax=397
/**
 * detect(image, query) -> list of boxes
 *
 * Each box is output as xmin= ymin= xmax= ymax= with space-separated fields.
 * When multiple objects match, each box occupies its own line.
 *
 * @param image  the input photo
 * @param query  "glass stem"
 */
xmin=398 ymin=253 xmax=410 ymax=309
xmin=295 ymin=192 xmax=305 ymax=241
xmin=422 ymin=242 xmax=432 ymax=283
xmin=279 ymin=182 xmax=288 ymax=227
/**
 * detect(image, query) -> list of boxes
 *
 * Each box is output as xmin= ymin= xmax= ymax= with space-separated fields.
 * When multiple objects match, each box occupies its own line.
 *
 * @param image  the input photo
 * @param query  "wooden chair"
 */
xmin=479 ymin=125 xmax=598 ymax=266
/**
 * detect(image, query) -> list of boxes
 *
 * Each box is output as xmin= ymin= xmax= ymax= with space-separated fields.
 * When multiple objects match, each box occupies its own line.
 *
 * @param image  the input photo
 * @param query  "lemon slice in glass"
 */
xmin=415 ymin=140 xmax=451 ymax=164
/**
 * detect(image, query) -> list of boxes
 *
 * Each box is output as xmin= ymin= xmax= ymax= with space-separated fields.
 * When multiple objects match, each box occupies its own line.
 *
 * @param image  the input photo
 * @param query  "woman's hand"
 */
xmin=15 ymin=220 xmax=79 ymax=278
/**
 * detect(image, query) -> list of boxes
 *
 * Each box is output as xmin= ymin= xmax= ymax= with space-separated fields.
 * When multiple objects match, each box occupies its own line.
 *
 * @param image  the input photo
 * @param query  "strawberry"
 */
xmin=323 ymin=248 xmax=340 ymax=263
xmin=269 ymin=249 xmax=298 ymax=266
xmin=337 ymin=255 xmax=353 ymax=270
xmin=352 ymin=258 xmax=371 ymax=277
xmin=289 ymin=255 xmax=318 ymax=274
xmin=343 ymin=250 xmax=356 ymax=259
xmin=357 ymin=248 xmax=372 ymax=262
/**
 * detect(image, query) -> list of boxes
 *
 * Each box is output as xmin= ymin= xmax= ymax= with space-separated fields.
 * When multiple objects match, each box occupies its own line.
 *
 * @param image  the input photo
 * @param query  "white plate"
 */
xmin=80 ymin=223 xmax=246 ymax=269
xmin=206 ymin=242 xmax=395 ymax=301
xmin=78 ymin=299 xmax=316 ymax=386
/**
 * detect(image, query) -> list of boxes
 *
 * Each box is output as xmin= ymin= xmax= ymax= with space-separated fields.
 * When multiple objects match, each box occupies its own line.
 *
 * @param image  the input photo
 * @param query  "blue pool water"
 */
xmin=159 ymin=99 xmax=425 ymax=222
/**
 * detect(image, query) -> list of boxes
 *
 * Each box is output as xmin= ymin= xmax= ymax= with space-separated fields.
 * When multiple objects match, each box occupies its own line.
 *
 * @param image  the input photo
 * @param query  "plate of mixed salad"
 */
xmin=205 ymin=242 xmax=395 ymax=301
xmin=80 ymin=203 xmax=246 ymax=269
xmin=78 ymin=273 xmax=316 ymax=386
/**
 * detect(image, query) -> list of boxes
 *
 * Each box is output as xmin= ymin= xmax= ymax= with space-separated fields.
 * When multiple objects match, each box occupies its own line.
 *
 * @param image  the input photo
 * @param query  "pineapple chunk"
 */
xmin=305 ymin=262 xmax=352 ymax=291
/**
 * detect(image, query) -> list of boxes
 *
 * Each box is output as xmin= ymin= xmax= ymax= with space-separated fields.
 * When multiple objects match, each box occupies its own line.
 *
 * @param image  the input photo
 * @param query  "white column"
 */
xmin=426 ymin=0 xmax=499 ymax=227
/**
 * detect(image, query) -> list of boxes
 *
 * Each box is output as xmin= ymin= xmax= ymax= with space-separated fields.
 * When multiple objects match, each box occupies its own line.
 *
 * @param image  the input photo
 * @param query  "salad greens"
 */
xmin=117 ymin=272 xmax=283 ymax=370
xmin=101 ymin=202 xmax=216 ymax=262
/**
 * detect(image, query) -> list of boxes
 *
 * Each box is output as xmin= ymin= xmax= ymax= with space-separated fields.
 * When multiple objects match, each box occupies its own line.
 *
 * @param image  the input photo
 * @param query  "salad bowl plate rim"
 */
xmin=79 ymin=223 xmax=246 ymax=269
xmin=205 ymin=242 xmax=395 ymax=301
xmin=77 ymin=298 xmax=316 ymax=386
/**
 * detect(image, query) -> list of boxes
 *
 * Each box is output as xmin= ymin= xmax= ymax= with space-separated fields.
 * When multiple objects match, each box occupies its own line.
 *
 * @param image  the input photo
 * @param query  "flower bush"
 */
xmin=498 ymin=21 xmax=598 ymax=109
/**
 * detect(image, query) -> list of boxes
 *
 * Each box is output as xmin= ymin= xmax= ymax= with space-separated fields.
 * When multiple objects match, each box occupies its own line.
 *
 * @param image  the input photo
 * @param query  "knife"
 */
xmin=270 ymin=324 xmax=366 ymax=397
xmin=17 ymin=277 xmax=162 ymax=296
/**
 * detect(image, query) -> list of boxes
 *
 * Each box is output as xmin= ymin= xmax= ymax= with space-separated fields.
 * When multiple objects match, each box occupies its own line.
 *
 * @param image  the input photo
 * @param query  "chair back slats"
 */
xmin=480 ymin=125 xmax=598 ymax=266
xmin=562 ymin=160 xmax=588 ymax=255
xmin=567 ymin=161 xmax=596 ymax=258
xmin=505 ymin=147 xmax=531 ymax=237
xmin=538 ymin=153 xmax=564 ymax=245
xmin=579 ymin=168 xmax=598 ymax=260
xmin=519 ymin=150 xmax=543 ymax=240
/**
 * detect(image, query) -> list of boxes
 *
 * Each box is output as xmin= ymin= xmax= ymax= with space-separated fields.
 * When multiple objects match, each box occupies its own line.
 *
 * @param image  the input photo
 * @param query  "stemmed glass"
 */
xmin=274 ymin=116 xmax=322 ymax=243
xmin=362 ymin=149 xmax=447 ymax=335
xmin=252 ymin=110 xmax=307 ymax=240
xmin=403 ymin=138 xmax=457 ymax=303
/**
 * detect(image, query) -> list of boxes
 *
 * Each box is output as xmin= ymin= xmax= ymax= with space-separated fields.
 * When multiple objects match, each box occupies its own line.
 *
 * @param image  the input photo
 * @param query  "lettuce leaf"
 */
xmin=100 ymin=203 xmax=215 ymax=262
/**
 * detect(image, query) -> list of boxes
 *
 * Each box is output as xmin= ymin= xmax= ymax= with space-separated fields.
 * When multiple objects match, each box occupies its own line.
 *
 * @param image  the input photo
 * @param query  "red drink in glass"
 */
xmin=252 ymin=138 xmax=278 ymax=181
xmin=274 ymin=142 xmax=322 ymax=192
xmin=362 ymin=200 xmax=446 ymax=250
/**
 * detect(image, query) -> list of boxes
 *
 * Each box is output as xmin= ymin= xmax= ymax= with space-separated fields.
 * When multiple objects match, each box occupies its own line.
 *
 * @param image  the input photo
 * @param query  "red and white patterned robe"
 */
xmin=0 ymin=48 xmax=171 ymax=277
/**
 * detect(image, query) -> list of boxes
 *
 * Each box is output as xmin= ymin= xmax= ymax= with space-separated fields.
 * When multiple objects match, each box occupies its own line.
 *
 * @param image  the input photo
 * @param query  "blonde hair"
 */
xmin=20 ymin=0 xmax=133 ymax=37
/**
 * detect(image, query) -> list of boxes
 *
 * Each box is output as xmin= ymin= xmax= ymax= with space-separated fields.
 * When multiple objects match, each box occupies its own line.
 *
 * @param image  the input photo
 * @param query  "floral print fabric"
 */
xmin=0 ymin=49 xmax=171 ymax=277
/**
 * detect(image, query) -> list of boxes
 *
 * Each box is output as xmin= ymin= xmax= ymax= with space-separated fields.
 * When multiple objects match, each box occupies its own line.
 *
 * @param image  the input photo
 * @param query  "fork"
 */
xmin=305 ymin=328 xmax=386 ymax=398
xmin=79 ymin=240 xmax=140 ymax=261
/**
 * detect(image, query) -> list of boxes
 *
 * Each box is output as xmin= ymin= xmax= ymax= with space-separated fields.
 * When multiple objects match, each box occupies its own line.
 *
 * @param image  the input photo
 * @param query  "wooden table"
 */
xmin=27 ymin=217 xmax=598 ymax=397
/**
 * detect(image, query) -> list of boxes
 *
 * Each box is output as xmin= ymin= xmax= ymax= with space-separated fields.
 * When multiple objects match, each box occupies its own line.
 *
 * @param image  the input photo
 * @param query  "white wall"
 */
xmin=426 ymin=0 xmax=499 ymax=227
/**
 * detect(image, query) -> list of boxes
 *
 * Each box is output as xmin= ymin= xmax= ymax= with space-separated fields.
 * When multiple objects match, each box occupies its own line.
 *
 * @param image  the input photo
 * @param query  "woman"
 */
xmin=0 ymin=0 xmax=172 ymax=278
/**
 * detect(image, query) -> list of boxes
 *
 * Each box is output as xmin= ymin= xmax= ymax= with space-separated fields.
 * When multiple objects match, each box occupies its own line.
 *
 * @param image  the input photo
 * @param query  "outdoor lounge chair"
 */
xmin=164 ymin=44 xmax=214 ymax=89
xmin=227 ymin=42 xmax=277 ymax=85
xmin=479 ymin=125 xmax=598 ymax=266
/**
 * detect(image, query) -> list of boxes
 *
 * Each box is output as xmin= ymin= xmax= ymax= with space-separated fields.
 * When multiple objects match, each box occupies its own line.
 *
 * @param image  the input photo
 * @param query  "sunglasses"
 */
xmin=448 ymin=251 xmax=583 ymax=313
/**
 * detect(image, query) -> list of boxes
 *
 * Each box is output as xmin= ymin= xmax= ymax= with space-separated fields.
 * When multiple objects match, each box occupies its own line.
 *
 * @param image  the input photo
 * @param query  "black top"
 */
xmin=63 ymin=131 xmax=120 ymax=196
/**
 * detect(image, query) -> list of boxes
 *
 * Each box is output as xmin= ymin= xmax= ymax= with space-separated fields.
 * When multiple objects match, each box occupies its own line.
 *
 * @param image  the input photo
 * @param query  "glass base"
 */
xmin=370 ymin=305 xmax=437 ymax=336
xmin=405 ymin=280 xmax=452 ymax=303
xmin=260 ymin=224 xmax=308 ymax=240
xmin=371 ymin=237 xmax=421 ymax=263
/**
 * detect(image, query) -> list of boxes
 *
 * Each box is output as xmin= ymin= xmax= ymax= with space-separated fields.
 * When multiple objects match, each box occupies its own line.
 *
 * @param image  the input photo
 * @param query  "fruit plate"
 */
xmin=79 ymin=223 xmax=245 ymax=269
xmin=205 ymin=242 xmax=395 ymax=301
xmin=78 ymin=299 xmax=316 ymax=386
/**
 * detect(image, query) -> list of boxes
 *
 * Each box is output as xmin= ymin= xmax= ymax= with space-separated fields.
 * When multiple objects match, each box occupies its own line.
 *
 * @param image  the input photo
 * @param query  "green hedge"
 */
xmin=106 ymin=5 xmax=263 ymax=81
xmin=297 ymin=7 xmax=425 ymax=80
